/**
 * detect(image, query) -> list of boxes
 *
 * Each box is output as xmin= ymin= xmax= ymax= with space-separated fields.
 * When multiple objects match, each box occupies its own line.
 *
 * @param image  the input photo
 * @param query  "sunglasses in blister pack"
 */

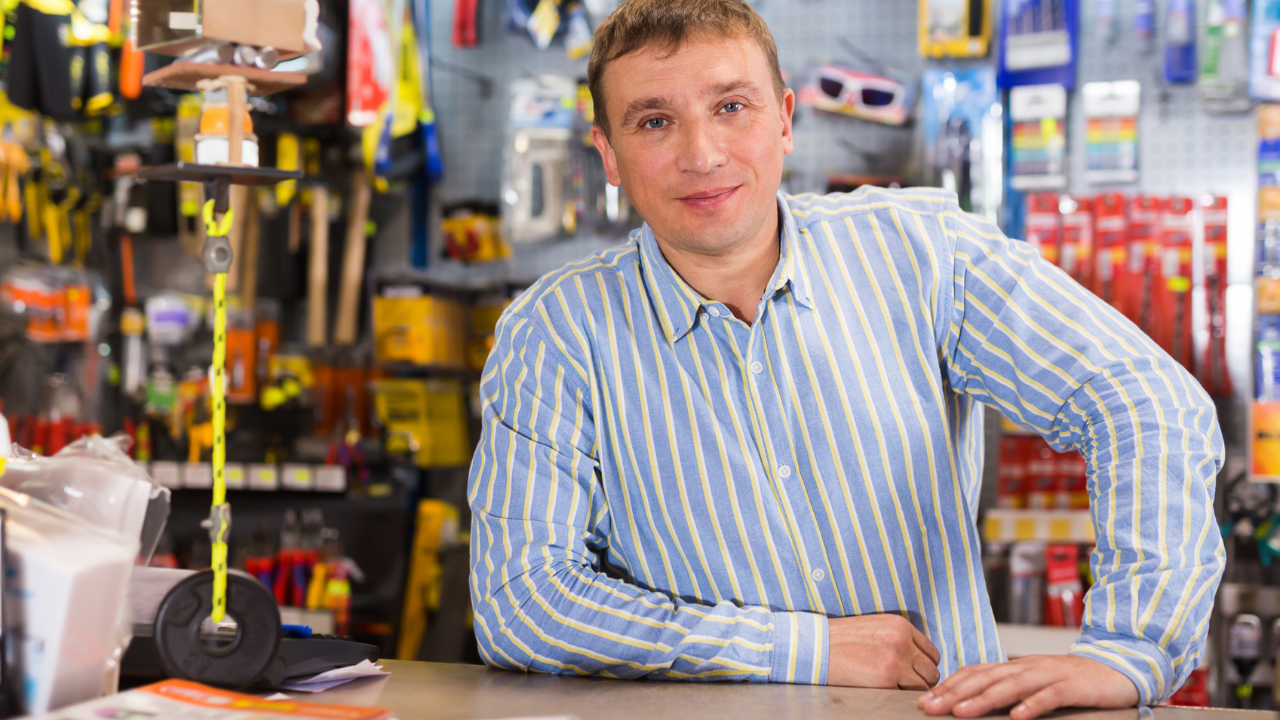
xmin=798 ymin=64 xmax=913 ymax=126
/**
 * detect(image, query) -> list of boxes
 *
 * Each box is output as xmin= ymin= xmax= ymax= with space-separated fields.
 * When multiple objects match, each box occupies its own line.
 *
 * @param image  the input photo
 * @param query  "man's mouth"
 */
xmin=677 ymin=186 xmax=740 ymax=209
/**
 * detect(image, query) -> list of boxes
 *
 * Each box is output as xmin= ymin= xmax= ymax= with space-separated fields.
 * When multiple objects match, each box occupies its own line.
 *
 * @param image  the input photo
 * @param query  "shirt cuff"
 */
xmin=769 ymin=611 xmax=828 ymax=684
xmin=1069 ymin=630 xmax=1177 ymax=705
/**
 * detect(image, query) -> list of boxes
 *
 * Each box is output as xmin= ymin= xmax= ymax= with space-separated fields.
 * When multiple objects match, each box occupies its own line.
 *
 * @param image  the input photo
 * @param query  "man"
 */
xmin=467 ymin=0 xmax=1224 ymax=717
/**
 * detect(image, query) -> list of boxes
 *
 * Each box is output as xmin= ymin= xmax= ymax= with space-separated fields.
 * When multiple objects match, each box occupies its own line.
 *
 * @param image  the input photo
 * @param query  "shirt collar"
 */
xmin=639 ymin=192 xmax=814 ymax=344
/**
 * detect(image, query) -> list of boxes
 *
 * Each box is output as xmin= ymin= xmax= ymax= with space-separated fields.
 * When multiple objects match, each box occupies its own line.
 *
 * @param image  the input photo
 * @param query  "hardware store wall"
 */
xmin=422 ymin=0 xmax=1259 ymax=457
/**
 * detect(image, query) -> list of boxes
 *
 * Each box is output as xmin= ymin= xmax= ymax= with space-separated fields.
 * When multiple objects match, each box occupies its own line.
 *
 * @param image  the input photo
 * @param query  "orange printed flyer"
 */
xmin=32 ymin=679 xmax=392 ymax=720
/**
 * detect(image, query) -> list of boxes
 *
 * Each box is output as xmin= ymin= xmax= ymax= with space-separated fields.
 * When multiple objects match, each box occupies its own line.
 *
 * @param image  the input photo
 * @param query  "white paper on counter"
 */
xmin=279 ymin=659 xmax=390 ymax=692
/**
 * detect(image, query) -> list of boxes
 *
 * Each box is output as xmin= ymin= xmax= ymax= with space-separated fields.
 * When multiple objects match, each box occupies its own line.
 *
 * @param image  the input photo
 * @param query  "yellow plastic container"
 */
xmin=372 ymin=293 xmax=468 ymax=369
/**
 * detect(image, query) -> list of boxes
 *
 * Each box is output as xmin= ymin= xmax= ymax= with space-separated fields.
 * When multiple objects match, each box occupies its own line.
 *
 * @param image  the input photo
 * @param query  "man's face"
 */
xmin=591 ymin=34 xmax=795 ymax=257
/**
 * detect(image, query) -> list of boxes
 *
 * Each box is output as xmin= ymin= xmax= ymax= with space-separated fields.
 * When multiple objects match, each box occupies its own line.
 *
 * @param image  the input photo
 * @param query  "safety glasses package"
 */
xmin=798 ymin=63 xmax=914 ymax=126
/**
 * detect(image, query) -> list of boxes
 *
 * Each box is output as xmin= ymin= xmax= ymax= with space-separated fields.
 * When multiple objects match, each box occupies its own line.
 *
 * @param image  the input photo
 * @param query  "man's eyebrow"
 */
xmin=620 ymin=96 xmax=672 ymax=128
xmin=707 ymin=80 xmax=761 ymax=98
xmin=619 ymin=81 xmax=763 ymax=128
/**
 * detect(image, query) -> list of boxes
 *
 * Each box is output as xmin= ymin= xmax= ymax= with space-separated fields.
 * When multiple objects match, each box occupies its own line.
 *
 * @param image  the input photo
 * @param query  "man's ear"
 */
xmin=591 ymin=124 xmax=623 ymax=186
xmin=780 ymin=88 xmax=796 ymax=156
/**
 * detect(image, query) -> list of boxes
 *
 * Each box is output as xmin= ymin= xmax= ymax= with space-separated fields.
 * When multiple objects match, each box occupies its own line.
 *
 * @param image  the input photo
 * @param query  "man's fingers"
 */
xmin=912 ymin=652 xmax=941 ymax=687
xmin=910 ymin=625 xmax=942 ymax=665
xmin=1010 ymin=681 xmax=1073 ymax=720
xmin=899 ymin=670 xmax=931 ymax=691
xmin=927 ymin=663 xmax=992 ymax=695
xmin=918 ymin=664 xmax=1022 ymax=714
xmin=949 ymin=672 xmax=1054 ymax=719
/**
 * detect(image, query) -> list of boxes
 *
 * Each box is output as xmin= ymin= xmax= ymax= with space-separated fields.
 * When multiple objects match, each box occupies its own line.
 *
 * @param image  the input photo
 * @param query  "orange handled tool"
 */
xmin=120 ymin=38 xmax=144 ymax=100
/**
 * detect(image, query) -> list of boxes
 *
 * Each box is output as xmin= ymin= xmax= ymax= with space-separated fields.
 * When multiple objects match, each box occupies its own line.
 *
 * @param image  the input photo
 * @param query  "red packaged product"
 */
xmin=1201 ymin=196 xmax=1231 ymax=397
xmin=1024 ymin=193 xmax=1062 ymax=267
xmin=1044 ymin=544 xmax=1084 ymax=628
xmin=1055 ymin=450 xmax=1089 ymax=510
xmin=1152 ymin=197 xmax=1195 ymax=370
xmin=1167 ymin=668 xmax=1210 ymax=707
xmin=1060 ymin=196 xmax=1094 ymax=290
xmin=1093 ymin=193 xmax=1130 ymax=316
xmin=997 ymin=436 xmax=1029 ymax=509
xmin=1025 ymin=438 xmax=1056 ymax=510
xmin=1126 ymin=195 xmax=1163 ymax=334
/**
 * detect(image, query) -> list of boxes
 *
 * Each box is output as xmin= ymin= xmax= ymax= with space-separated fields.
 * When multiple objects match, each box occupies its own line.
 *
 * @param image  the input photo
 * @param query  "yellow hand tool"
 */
xmin=44 ymin=186 xmax=80 ymax=265
xmin=73 ymin=192 xmax=100 ymax=265
xmin=24 ymin=162 xmax=43 ymax=239
xmin=0 ymin=142 xmax=28 ymax=222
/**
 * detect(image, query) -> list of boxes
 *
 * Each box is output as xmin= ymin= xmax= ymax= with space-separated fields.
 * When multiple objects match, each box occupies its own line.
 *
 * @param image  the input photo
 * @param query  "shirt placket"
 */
xmin=725 ymin=302 xmax=830 ymax=615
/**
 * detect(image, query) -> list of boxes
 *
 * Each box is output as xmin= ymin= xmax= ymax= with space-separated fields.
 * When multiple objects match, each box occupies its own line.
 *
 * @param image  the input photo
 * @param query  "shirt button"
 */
xmin=750 ymin=361 xmax=763 ymax=374
xmin=811 ymin=568 xmax=826 ymax=582
xmin=707 ymin=306 xmax=721 ymax=317
xmin=777 ymin=465 xmax=792 ymax=478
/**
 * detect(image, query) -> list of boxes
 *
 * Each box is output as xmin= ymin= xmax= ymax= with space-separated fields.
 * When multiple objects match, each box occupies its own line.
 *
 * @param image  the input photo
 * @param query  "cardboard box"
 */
xmin=134 ymin=0 xmax=309 ymax=57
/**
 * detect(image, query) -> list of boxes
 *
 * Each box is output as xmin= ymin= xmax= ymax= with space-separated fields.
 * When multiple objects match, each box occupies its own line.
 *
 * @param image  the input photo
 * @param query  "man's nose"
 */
xmin=676 ymin=117 xmax=729 ymax=174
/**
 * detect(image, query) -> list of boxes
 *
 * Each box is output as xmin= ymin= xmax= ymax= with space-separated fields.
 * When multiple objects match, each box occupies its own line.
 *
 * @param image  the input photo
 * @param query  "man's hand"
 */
xmin=827 ymin=614 xmax=940 ymax=690
xmin=916 ymin=654 xmax=1140 ymax=719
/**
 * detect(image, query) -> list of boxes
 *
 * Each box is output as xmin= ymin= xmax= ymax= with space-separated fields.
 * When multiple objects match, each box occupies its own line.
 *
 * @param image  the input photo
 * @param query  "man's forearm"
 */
xmin=470 ymin=510 xmax=828 ymax=683
xmin=1064 ymin=352 xmax=1224 ymax=704
xmin=940 ymin=210 xmax=1225 ymax=704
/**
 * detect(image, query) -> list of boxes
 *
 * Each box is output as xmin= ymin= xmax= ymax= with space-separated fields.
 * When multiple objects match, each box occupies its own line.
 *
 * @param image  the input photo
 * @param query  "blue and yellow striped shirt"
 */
xmin=468 ymin=188 xmax=1224 ymax=703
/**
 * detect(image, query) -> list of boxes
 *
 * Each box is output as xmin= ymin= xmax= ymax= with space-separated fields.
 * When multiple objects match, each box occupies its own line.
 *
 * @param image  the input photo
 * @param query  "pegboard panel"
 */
xmin=425 ymin=1 xmax=1260 ymax=280
xmin=426 ymin=0 xmax=931 ymax=205
xmin=1068 ymin=2 xmax=1257 ymax=287
xmin=1071 ymin=8 xmax=1256 ymax=198
xmin=427 ymin=0 xmax=591 ymax=204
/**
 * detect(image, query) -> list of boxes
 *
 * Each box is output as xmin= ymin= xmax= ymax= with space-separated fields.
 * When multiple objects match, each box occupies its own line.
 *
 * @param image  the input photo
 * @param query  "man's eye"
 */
xmin=644 ymin=118 xmax=667 ymax=129
xmin=722 ymin=102 xmax=744 ymax=113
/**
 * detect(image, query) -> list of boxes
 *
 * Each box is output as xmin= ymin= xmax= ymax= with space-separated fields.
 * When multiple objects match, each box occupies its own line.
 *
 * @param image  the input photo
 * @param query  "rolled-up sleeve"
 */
xmin=930 ymin=207 xmax=1225 ymax=704
xmin=468 ymin=311 xmax=829 ymax=683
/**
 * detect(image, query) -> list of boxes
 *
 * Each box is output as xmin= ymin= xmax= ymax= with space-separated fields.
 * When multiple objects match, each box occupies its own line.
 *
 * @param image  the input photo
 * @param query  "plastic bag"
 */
xmin=2 ymin=434 xmax=170 ymax=562
xmin=0 ymin=486 xmax=138 ymax=713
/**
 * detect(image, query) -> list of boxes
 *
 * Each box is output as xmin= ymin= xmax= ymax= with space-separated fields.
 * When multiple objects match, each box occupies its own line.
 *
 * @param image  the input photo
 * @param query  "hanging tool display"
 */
xmin=1093 ymin=192 xmax=1128 ymax=316
xmin=1126 ymin=194 xmax=1161 ymax=334
xmin=1200 ymin=0 xmax=1249 ymax=112
xmin=997 ymin=0 xmax=1079 ymax=89
xmin=334 ymin=170 xmax=371 ymax=346
xmin=1202 ymin=195 xmax=1232 ymax=397
xmin=1153 ymin=196 xmax=1195 ymax=370
xmin=307 ymin=184 xmax=330 ymax=349
xmin=1162 ymin=0 xmax=1197 ymax=83
xmin=1059 ymin=194 xmax=1093 ymax=290
xmin=453 ymin=0 xmax=478 ymax=47
xmin=1023 ymin=192 xmax=1061 ymax=267
xmin=919 ymin=0 xmax=992 ymax=58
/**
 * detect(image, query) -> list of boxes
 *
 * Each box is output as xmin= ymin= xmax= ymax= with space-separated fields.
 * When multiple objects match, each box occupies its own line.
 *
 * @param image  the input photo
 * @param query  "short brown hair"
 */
xmin=587 ymin=0 xmax=785 ymax=137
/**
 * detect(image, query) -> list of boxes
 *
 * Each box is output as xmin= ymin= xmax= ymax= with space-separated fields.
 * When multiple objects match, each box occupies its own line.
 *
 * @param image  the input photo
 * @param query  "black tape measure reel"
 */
xmin=153 ymin=569 xmax=281 ymax=688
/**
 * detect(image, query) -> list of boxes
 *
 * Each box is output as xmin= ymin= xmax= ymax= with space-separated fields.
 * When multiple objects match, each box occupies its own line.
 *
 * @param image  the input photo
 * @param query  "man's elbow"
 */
xmin=472 ymin=602 xmax=538 ymax=673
